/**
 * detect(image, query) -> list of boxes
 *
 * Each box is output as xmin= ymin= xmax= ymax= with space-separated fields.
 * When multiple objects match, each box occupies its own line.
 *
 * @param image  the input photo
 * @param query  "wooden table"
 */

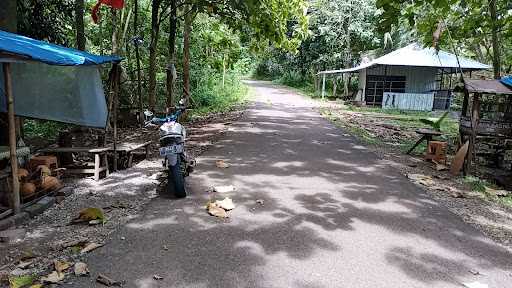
xmin=38 ymin=147 xmax=110 ymax=181
xmin=111 ymin=141 xmax=151 ymax=168
xmin=406 ymin=128 xmax=443 ymax=155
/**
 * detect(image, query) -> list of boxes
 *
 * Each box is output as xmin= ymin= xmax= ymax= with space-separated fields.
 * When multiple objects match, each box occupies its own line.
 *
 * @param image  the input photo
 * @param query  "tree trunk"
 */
xmin=166 ymin=0 xmax=178 ymax=108
xmin=75 ymin=0 xmax=86 ymax=50
xmin=134 ymin=0 xmax=144 ymax=127
xmin=106 ymin=9 xmax=119 ymax=131
xmin=148 ymin=0 xmax=161 ymax=110
xmin=182 ymin=6 xmax=194 ymax=106
xmin=489 ymin=0 xmax=501 ymax=79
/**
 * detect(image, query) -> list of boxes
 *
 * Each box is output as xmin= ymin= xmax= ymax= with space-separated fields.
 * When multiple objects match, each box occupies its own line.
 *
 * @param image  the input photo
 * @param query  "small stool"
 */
xmin=425 ymin=141 xmax=447 ymax=164
xmin=28 ymin=155 xmax=58 ymax=172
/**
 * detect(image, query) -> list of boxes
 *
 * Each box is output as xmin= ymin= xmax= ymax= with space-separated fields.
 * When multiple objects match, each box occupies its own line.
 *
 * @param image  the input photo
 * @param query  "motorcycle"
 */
xmin=144 ymin=101 xmax=194 ymax=198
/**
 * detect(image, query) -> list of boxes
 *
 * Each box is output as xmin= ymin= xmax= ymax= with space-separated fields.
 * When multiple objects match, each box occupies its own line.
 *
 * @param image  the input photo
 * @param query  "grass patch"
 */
xmin=190 ymin=72 xmax=250 ymax=116
xmin=320 ymin=108 xmax=382 ymax=146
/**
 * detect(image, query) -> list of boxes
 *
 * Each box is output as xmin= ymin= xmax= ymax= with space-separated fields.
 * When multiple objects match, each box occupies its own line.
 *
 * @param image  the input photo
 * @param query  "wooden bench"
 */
xmin=111 ymin=141 xmax=151 ymax=168
xmin=38 ymin=147 xmax=110 ymax=181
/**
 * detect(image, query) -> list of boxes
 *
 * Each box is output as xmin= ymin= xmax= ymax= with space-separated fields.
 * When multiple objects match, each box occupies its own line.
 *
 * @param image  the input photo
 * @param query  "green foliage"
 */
xmin=24 ymin=120 xmax=72 ymax=139
xmin=376 ymin=0 xmax=512 ymax=75
xmin=17 ymin=0 xmax=74 ymax=45
xmin=254 ymin=0 xmax=381 ymax=92
xmin=463 ymin=176 xmax=488 ymax=193
xmin=8 ymin=274 xmax=35 ymax=288
xmin=190 ymin=70 xmax=248 ymax=115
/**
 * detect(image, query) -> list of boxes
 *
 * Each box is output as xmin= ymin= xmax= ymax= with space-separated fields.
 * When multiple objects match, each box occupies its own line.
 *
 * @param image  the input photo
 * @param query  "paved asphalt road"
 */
xmin=72 ymin=80 xmax=512 ymax=288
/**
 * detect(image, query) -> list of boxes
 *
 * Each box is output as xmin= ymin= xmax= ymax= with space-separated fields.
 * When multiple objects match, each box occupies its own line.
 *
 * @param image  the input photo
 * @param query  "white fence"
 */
xmin=382 ymin=92 xmax=434 ymax=111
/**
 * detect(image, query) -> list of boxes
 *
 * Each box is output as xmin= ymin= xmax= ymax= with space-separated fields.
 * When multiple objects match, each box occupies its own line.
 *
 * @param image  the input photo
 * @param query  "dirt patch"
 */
xmin=318 ymin=102 xmax=512 ymax=249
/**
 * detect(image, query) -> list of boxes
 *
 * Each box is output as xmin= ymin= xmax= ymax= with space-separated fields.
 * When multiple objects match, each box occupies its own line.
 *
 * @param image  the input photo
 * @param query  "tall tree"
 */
xmin=134 ymin=0 xmax=144 ymax=126
xmin=182 ymin=5 xmax=195 ymax=106
xmin=75 ymin=0 xmax=86 ymax=50
xmin=488 ymin=0 xmax=501 ymax=79
xmin=166 ymin=0 xmax=178 ymax=108
xmin=148 ymin=0 xmax=162 ymax=110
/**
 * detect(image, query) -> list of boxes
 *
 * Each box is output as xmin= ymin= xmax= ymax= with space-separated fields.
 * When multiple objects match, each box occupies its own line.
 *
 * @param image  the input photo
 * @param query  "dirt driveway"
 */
xmin=71 ymin=80 xmax=512 ymax=288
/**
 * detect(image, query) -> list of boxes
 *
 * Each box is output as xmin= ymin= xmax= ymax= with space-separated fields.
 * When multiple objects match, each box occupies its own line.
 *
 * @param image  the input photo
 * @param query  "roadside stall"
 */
xmin=0 ymin=30 xmax=121 ymax=217
xmin=456 ymin=78 xmax=512 ymax=187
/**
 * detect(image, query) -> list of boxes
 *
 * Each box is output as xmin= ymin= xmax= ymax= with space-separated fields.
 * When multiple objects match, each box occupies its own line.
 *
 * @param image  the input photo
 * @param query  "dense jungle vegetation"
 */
xmin=1 ymin=0 xmax=511 ymax=123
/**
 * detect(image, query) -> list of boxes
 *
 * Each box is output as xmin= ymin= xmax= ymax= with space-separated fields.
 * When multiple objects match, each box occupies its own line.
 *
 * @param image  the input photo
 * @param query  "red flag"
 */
xmin=92 ymin=0 xmax=125 ymax=23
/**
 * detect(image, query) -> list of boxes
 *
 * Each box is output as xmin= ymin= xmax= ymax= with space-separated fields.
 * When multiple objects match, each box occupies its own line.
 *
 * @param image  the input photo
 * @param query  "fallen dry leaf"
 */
xmin=40 ymin=271 xmax=64 ymax=284
xmin=153 ymin=274 xmax=163 ymax=280
xmin=74 ymin=262 xmax=89 ymax=276
xmin=80 ymin=242 xmax=104 ymax=254
xmin=207 ymin=202 xmax=228 ymax=218
xmin=215 ymin=160 xmax=230 ymax=168
xmin=462 ymin=281 xmax=488 ymax=288
xmin=96 ymin=273 xmax=121 ymax=286
xmin=407 ymin=174 xmax=435 ymax=186
xmin=213 ymin=185 xmax=235 ymax=193
xmin=215 ymin=197 xmax=235 ymax=211
xmin=73 ymin=207 xmax=105 ymax=224
xmin=16 ymin=260 xmax=33 ymax=269
xmin=54 ymin=260 xmax=71 ymax=273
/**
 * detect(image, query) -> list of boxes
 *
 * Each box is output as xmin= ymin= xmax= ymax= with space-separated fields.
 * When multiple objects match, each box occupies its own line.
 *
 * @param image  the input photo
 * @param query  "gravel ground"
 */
xmin=0 ymin=109 xmax=244 ymax=286
xmin=317 ymin=101 xmax=512 ymax=249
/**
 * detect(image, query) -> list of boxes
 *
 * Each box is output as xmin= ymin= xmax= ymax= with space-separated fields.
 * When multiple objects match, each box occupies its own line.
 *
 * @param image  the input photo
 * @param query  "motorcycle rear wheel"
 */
xmin=168 ymin=156 xmax=186 ymax=198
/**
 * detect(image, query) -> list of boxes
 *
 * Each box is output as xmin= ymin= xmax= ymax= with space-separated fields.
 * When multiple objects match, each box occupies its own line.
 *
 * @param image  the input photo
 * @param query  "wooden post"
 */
xmin=3 ymin=63 xmax=20 ymax=214
xmin=464 ymin=92 xmax=480 ymax=174
xmin=321 ymin=73 xmax=326 ymax=99
xmin=113 ymin=64 xmax=119 ymax=171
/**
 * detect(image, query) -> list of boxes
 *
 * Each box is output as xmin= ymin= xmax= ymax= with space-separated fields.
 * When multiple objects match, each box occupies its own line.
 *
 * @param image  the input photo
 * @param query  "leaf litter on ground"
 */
xmin=215 ymin=160 xmax=230 ymax=168
xmin=74 ymin=262 xmax=89 ymax=276
xmin=213 ymin=185 xmax=235 ymax=193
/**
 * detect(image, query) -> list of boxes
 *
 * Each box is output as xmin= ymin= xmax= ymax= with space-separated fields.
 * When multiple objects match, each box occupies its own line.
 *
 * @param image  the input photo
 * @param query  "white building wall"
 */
xmin=364 ymin=65 xmax=438 ymax=93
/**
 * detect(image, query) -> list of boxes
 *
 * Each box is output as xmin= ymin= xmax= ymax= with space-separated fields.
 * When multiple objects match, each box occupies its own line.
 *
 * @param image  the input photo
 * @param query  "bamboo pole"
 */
xmin=3 ymin=62 xmax=20 ymax=214
xmin=113 ymin=63 xmax=119 ymax=171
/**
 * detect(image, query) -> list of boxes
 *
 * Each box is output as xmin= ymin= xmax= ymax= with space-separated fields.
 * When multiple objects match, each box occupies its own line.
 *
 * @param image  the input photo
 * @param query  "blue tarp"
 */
xmin=501 ymin=76 xmax=512 ymax=88
xmin=0 ymin=30 xmax=121 ymax=66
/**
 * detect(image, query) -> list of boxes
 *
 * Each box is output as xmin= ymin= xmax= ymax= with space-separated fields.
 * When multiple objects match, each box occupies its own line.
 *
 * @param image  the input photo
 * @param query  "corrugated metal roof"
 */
xmin=318 ymin=43 xmax=490 ymax=75
xmin=464 ymin=79 xmax=512 ymax=95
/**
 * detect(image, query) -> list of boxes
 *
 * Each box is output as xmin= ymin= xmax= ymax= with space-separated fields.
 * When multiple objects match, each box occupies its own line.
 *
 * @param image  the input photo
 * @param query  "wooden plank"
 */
xmin=38 ymin=147 xmax=110 ymax=153
xmin=3 ymin=62 xmax=20 ymax=214
xmin=66 ymin=167 xmax=107 ymax=174
xmin=112 ymin=141 xmax=151 ymax=152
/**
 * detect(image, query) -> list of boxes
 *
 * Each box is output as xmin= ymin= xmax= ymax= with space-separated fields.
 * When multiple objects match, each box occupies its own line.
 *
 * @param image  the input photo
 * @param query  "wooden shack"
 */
xmin=457 ymin=79 xmax=512 ymax=178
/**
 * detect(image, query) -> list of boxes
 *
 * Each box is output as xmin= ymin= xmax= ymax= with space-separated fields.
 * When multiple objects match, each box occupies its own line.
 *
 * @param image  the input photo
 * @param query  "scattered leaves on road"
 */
xmin=96 ymin=273 xmax=122 ymax=286
xmin=206 ymin=202 xmax=228 ymax=218
xmin=54 ymin=260 xmax=71 ymax=273
xmin=215 ymin=197 xmax=235 ymax=211
xmin=213 ymin=185 xmax=235 ymax=193
xmin=40 ymin=271 xmax=64 ymax=284
xmin=215 ymin=160 xmax=230 ymax=168
xmin=407 ymin=173 xmax=435 ymax=186
xmin=74 ymin=262 xmax=89 ymax=276
xmin=80 ymin=242 xmax=104 ymax=254
xmin=73 ymin=207 xmax=106 ymax=224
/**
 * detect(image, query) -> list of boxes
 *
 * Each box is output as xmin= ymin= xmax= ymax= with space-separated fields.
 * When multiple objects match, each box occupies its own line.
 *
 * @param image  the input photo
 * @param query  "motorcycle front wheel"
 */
xmin=168 ymin=155 xmax=186 ymax=198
